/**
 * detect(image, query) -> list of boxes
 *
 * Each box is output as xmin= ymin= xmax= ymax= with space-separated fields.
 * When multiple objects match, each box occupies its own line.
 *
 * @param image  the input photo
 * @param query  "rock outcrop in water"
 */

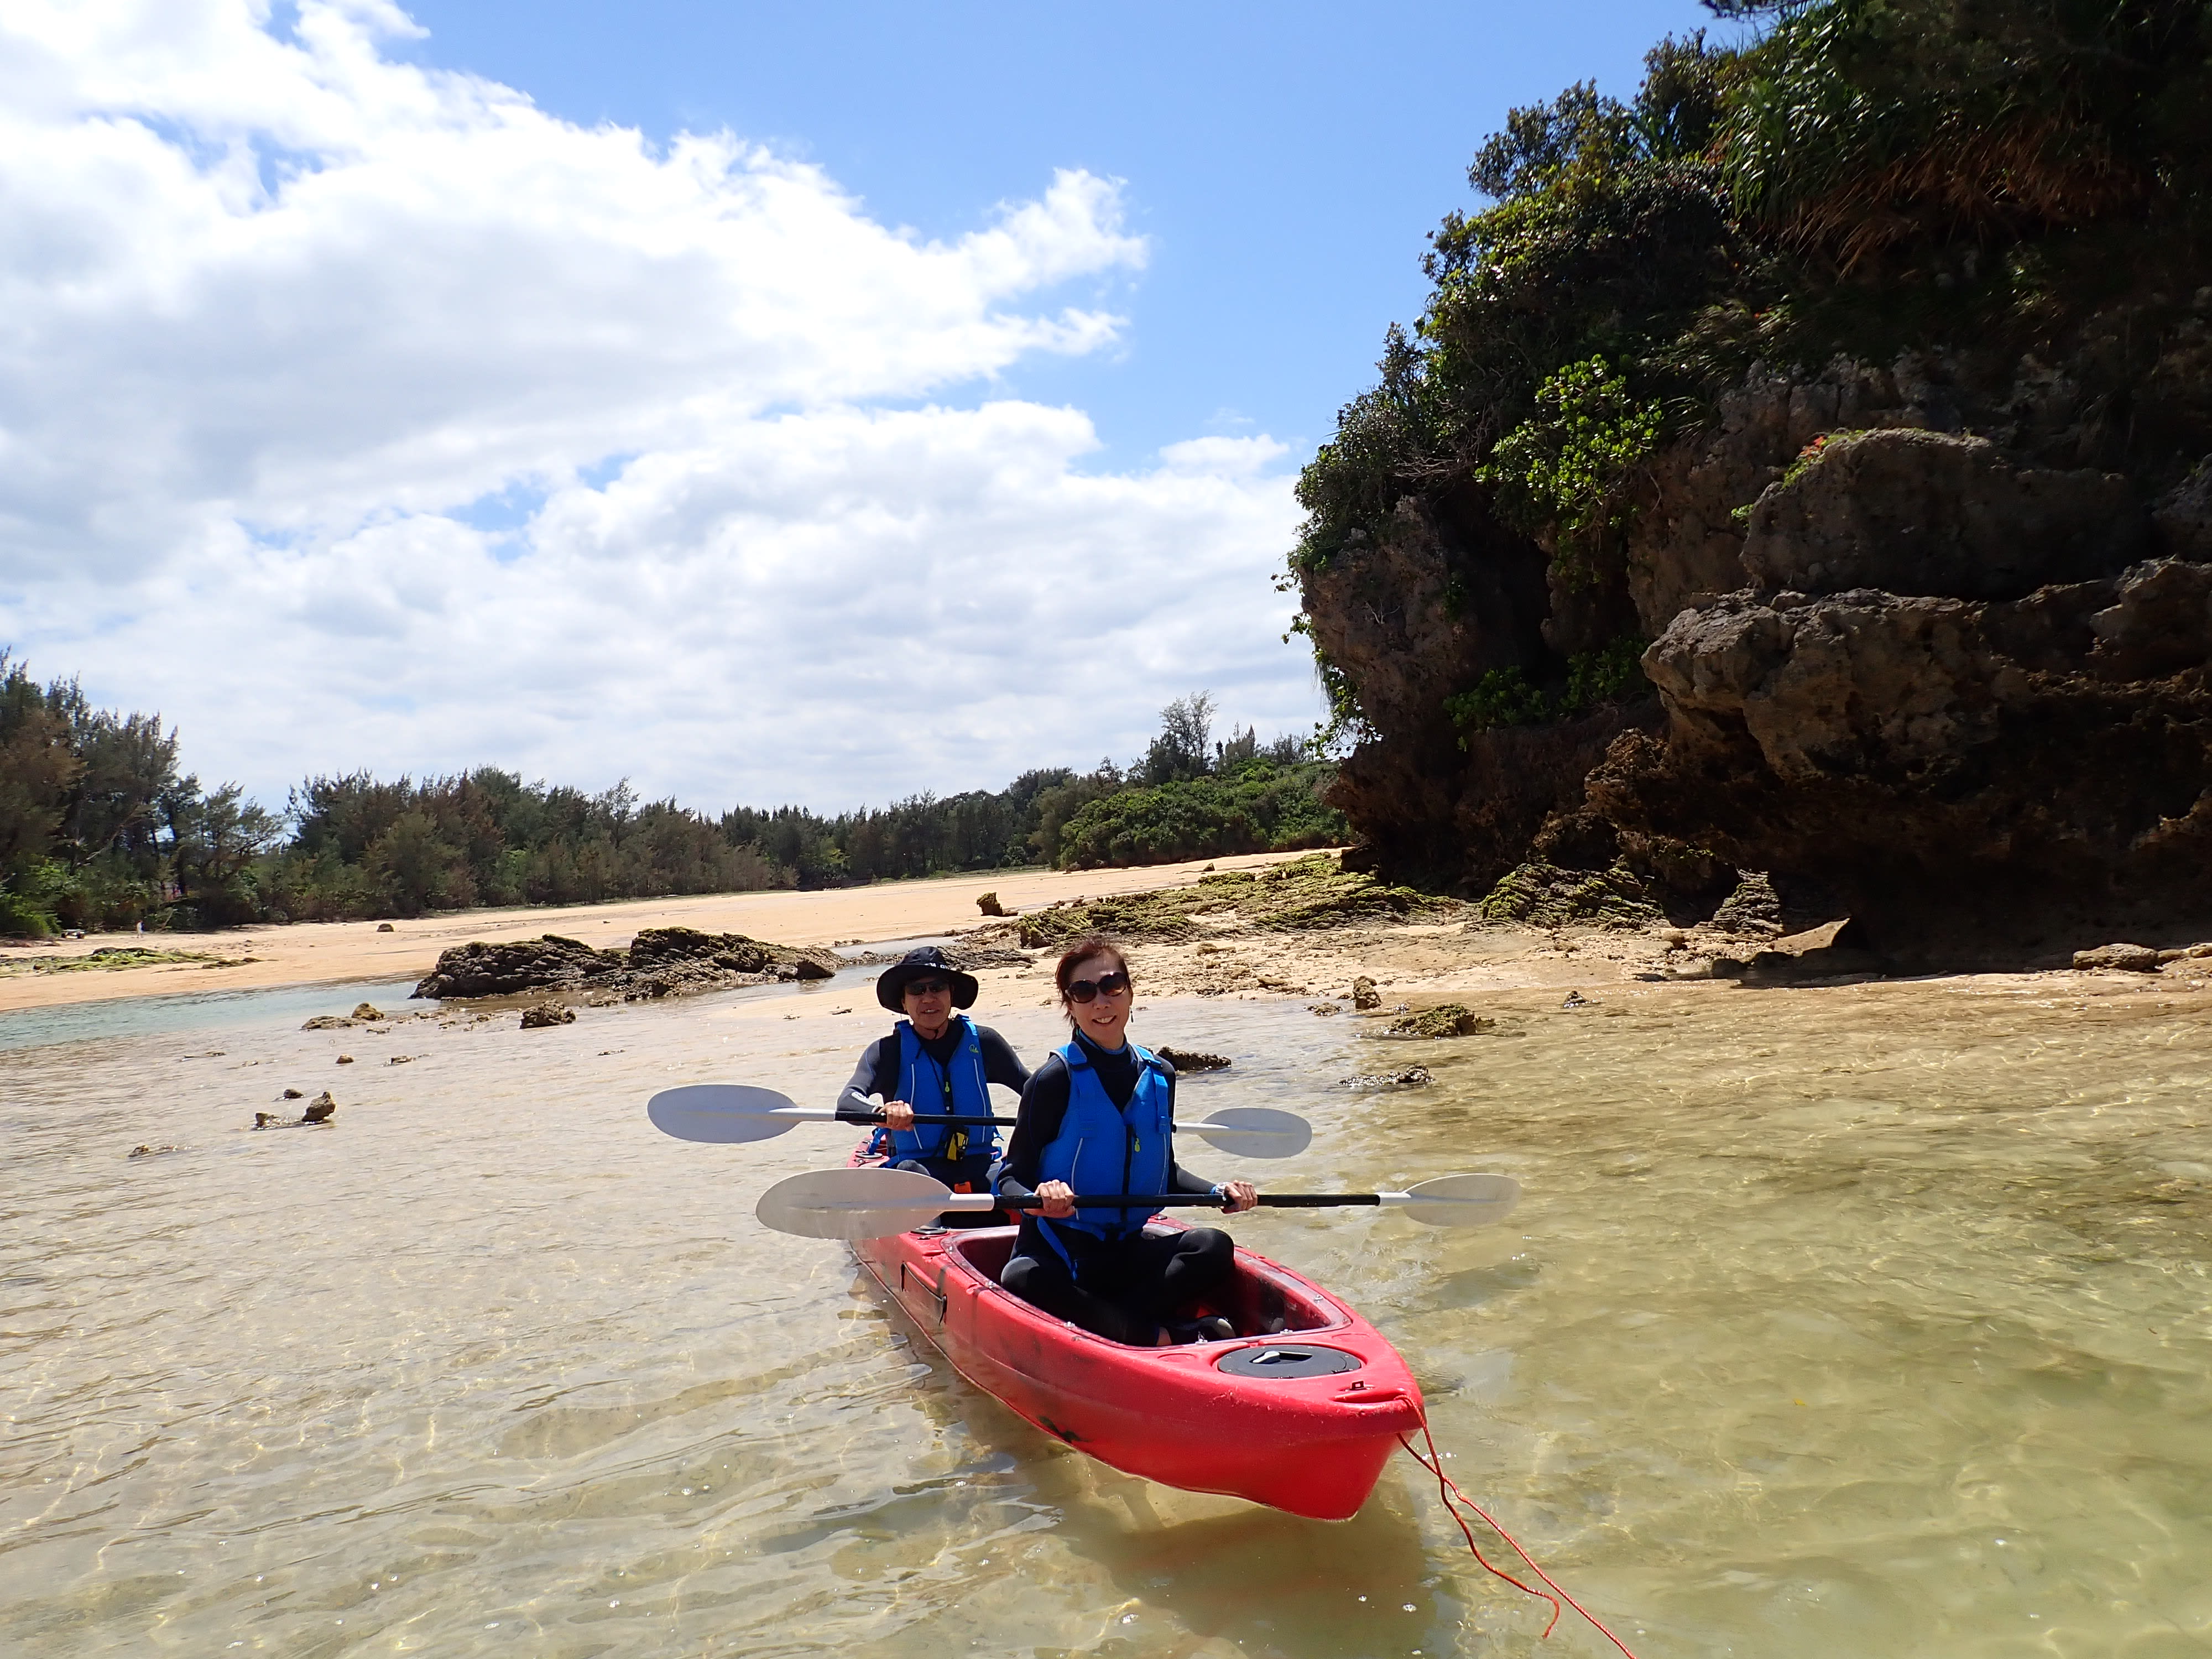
xmin=413 ymin=928 xmax=839 ymax=1002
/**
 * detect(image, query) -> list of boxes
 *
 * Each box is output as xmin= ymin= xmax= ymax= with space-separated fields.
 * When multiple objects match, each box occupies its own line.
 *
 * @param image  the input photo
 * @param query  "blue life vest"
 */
xmin=1034 ymin=1038 xmax=1174 ymax=1267
xmin=883 ymin=1015 xmax=998 ymax=1164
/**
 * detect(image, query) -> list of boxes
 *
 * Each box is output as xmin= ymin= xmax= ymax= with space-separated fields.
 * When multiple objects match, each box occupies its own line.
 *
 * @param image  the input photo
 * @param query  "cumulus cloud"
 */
xmin=0 ymin=1 xmax=1316 ymax=808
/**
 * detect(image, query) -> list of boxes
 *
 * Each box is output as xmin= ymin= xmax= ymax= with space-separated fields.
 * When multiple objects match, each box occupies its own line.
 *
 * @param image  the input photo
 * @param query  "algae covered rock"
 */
xmin=1475 ymin=862 xmax=1663 ymax=929
xmin=414 ymin=927 xmax=836 ymax=1001
xmin=519 ymin=1003 xmax=576 ymax=1029
xmin=414 ymin=934 xmax=625 ymax=999
xmin=1384 ymin=1004 xmax=1496 ymax=1038
xmin=1709 ymin=872 xmax=1785 ymax=937
xmin=1016 ymin=854 xmax=1450 ymax=950
xmin=1154 ymin=1045 xmax=1230 ymax=1072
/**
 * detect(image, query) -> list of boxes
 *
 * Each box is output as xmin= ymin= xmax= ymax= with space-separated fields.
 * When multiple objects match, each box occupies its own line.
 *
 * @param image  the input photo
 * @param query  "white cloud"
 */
xmin=0 ymin=1 xmax=1317 ymax=810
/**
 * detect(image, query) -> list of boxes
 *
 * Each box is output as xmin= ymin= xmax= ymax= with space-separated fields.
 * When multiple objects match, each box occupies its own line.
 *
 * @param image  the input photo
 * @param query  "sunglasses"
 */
xmin=904 ymin=978 xmax=952 ymax=998
xmin=1065 ymin=969 xmax=1131 ymax=1003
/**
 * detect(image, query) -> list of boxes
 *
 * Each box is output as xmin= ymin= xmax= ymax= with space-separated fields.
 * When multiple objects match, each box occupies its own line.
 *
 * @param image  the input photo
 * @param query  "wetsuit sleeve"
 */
xmin=1158 ymin=1070 xmax=1221 ymax=1193
xmin=975 ymin=1026 xmax=1031 ymax=1094
xmin=994 ymin=1055 xmax=1071 ymax=1201
xmin=834 ymin=1039 xmax=891 ymax=1121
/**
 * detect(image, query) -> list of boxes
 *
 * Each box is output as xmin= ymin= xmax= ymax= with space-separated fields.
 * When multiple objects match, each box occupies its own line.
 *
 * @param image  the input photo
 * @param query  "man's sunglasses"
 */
xmin=1065 ymin=969 xmax=1131 ymax=1003
xmin=904 ymin=978 xmax=952 ymax=998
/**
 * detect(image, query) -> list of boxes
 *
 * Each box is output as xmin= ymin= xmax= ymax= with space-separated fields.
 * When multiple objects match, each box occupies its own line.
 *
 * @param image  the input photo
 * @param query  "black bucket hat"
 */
xmin=875 ymin=946 xmax=979 ymax=1013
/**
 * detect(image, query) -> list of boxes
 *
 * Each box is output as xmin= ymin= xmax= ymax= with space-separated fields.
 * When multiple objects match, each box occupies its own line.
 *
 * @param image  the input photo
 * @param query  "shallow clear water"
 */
xmin=3 ymin=972 xmax=2209 ymax=1656
xmin=0 ymin=978 xmax=430 ymax=1053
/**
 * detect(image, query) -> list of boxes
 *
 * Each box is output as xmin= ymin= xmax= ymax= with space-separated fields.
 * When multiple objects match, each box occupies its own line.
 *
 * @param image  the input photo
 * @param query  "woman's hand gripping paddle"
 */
xmin=755 ymin=1166 xmax=1522 ymax=1241
xmin=646 ymin=1083 xmax=1312 ymax=1160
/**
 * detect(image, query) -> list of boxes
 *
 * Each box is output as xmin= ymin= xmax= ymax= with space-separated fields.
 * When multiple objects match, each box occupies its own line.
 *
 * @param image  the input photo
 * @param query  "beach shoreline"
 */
xmin=0 ymin=850 xmax=1324 ymax=1015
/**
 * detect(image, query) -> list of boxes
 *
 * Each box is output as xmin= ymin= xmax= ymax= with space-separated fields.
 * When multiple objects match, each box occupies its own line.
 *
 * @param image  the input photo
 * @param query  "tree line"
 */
xmin=0 ymin=659 xmax=1345 ymax=934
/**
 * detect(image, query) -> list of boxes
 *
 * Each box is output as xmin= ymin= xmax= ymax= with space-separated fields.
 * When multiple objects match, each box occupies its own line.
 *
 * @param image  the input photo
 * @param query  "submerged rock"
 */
xmin=519 ymin=1004 xmax=575 ymax=1029
xmin=1383 ymin=1004 xmax=1496 ymax=1039
xmin=1155 ymin=1046 xmax=1231 ymax=1072
xmin=1342 ymin=1064 xmax=1433 ymax=1089
xmin=254 ymin=1091 xmax=336 ymax=1130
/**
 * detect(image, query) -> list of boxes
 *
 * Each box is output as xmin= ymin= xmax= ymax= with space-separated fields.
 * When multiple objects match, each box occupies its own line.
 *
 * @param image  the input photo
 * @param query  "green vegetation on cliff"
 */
xmin=1293 ymin=0 xmax=2212 ymax=731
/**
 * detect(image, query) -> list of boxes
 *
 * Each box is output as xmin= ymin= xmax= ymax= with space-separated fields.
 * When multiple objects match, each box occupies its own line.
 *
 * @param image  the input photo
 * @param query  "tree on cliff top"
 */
xmin=1291 ymin=0 xmax=2212 ymax=733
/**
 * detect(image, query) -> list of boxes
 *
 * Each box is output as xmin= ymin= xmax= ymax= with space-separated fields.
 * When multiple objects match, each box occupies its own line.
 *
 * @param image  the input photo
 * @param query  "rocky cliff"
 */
xmin=1290 ymin=6 xmax=2212 ymax=955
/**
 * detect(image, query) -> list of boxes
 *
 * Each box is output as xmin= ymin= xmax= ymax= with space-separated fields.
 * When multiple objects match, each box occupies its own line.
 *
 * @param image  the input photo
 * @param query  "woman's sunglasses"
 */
xmin=1065 ymin=969 xmax=1131 ymax=1003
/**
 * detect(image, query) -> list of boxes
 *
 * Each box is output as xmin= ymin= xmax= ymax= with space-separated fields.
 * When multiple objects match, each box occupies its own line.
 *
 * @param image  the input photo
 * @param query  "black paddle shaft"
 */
xmin=1010 ymin=1193 xmax=1384 ymax=1210
xmin=874 ymin=1111 xmax=1016 ymax=1127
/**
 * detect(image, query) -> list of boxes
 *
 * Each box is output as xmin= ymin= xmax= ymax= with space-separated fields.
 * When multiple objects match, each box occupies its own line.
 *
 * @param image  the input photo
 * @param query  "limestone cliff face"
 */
xmin=1591 ymin=566 xmax=2212 ymax=937
xmin=1303 ymin=311 xmax=2212 ymax=940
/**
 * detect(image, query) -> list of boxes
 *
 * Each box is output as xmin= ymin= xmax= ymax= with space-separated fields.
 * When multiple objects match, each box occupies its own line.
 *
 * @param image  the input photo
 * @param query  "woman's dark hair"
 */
xmin=1054 ymin=935 xmax=1129 ymax=1006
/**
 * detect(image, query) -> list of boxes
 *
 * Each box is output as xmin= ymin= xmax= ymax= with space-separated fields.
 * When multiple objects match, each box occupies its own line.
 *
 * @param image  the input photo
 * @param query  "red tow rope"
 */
xmin=1399 ymin=1416 xmax=1641 ymax=1657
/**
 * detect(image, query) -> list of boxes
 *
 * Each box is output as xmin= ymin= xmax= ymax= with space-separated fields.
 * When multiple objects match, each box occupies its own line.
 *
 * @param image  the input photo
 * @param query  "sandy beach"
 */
xmin=0 ymin=850 xmax=1325 ymax=1014
xmin=12 ymin=841 xmax=2210 ymax=1025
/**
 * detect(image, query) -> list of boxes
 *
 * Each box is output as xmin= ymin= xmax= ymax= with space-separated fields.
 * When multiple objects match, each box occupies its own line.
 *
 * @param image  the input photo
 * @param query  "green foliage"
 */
xmin=0 ymin=860 xmax=70 ymax=937
xmin=1478 ymin=357 xmax=1665 ymax=580
xmin=1446 ymin=638 xmax=1652 ymax=739
xmin=1444 ymin=669 xmax=1554 ymax=735
xmin=1053 ymin=762 xmax=1349 ymax=870
xmin=0 ymin=659 xmax=1333 ymax=931
xmin=1289 ymin=0 xmax=2212 ymax=742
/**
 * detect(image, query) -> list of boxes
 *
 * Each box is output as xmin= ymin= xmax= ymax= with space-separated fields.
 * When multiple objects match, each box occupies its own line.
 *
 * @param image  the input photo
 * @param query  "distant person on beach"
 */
xmin=834 ymin=946 xmax=1030 ymax=1193
xmin=993 ymin=935 xmax=1256 ymax=1347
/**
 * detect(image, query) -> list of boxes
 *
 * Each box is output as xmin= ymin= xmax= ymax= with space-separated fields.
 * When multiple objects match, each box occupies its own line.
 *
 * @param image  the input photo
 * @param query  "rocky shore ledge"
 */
xmin=413 ymin=927 xmax=841 ymax=1003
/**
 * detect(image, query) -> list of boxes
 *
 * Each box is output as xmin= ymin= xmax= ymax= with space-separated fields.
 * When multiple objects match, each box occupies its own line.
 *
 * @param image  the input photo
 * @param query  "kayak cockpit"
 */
xmin=946 ymin=1224 xmax=1345 ymax=1338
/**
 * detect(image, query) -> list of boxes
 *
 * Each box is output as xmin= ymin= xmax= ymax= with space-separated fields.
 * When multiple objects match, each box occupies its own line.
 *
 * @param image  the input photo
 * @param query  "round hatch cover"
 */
xmin=1214 ymin=1344 xmax=1364 ymax=1379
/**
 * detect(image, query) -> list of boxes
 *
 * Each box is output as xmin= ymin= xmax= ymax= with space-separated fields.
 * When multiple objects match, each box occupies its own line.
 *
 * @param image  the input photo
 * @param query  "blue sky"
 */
xmin=0 ymin=1 xmax=1717 ymax=811
xmin=395 ymin=0 xmax=1718 ymax=470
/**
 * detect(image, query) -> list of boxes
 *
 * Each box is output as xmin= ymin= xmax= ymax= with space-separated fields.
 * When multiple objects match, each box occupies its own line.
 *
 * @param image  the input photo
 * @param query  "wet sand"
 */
xmin=0 ymin=849 xmax=1322 ymax=1015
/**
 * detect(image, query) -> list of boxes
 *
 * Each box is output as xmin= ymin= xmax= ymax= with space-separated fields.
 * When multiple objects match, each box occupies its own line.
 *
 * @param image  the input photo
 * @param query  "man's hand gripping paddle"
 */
xmin=646 ymin=1082 xmax=1312 ymax=1160
xmin=754 ymin=1164 xmax=1522 ymax=1241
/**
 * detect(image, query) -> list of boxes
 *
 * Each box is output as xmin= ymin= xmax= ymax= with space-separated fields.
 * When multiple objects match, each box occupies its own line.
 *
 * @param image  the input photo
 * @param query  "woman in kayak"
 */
xmin=993 ymin=935 xmax=1257 ymax=1346
xmin=834 ymin=946 xmax=1030 ymax=1194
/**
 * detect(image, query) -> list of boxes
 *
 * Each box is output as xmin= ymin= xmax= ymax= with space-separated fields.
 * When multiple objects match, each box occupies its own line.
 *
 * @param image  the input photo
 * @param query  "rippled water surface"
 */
xmin=4 ymin=969 xmax=2210 ymax=1657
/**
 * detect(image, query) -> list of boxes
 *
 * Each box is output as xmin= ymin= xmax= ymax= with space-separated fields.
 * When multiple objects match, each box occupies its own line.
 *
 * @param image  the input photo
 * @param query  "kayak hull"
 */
xmin=848 ymin=1153 xmax=1423 ymax=1521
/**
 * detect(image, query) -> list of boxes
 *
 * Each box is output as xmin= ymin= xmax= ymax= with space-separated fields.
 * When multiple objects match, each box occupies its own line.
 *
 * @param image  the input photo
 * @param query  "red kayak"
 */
xmin=846 ymin=1144 xmax=1425 ymax=1521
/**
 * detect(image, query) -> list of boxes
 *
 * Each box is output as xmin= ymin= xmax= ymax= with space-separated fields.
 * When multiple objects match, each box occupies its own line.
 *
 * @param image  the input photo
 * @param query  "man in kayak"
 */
xmin=834 ymin=946 xmax=1030 ymax=1194
xmin=993 ymin=935 xmax=1256 ymax=1346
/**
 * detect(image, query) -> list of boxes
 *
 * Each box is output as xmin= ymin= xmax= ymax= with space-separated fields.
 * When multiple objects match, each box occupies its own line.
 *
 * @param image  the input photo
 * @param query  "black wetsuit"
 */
xmin=833 ymin=1022 xmax=1029 ymax=1189
xmin=993 ymin=1031 xmax=1233 ymax=1345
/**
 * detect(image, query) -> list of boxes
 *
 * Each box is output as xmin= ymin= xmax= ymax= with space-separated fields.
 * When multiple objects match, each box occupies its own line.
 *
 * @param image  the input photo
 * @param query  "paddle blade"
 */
xmin=1184 ymin=1105 xmax=1312 ymax=1160
xmin=649 ymin=1083 xmax=810 ymax=1145
xmin=1396 ymin=1172 xmax=1521 ymax=1228
xmin=756 ymin=1166 xmax=954 ymax=1241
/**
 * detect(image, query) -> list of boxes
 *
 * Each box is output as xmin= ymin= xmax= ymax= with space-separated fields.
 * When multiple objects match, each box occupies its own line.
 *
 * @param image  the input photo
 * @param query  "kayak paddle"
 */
xmin=756 ymin=1165 xmax=1521 ymax=1241
xmin=647 ymin=1083 xmax=1312 ymax=1160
